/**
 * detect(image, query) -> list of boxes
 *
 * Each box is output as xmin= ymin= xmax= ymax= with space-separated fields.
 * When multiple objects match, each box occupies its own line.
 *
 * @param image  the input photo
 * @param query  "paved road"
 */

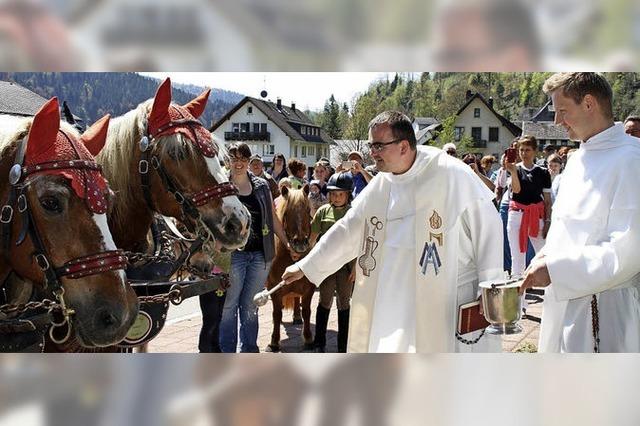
xmin=148 ymin=292 xmax=543 ymax=353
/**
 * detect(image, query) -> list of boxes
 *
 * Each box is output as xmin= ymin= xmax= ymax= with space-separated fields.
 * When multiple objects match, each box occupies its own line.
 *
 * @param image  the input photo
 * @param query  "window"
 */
xmin=489 ymin=127 xmax=499 ymax=142
xmin=308 ymin=146 xmax=315 ymax=156
xmin=301 ymin=146 xmax=307 ymax=157
xmin=240 ymin=122 xmax=249 ymax=132
xmin=263 ymin=144 xmax=275 ymax=155
xmin=253 ymin=123 xmax=260 ymax=132
xmin=454 ymin=127 xmax=465 ymax=142
xmin=294 ymin=145 xmax=298 ymax=157
xmin=260 ymin=123 xmax=267 ymax=133
xmin=301 ymin=125 xmax=306 ymax=135
xmin=248 ymin=106 xmax=253 ymax=114
xmin=471 ymin=127 xmax=482 ymax=141
xmin=474 ymin=108 xmax=481 ymax=118
xmin=232 ymin=122 xmax=239 ymax=132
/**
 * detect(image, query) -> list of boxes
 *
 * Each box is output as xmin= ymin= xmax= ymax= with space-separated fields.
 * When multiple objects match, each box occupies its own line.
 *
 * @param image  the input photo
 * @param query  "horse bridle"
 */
xmin=0 ymin=134 xmax=127 ymax=305
xmin=138 ymin=112 xmax=238 ymax=223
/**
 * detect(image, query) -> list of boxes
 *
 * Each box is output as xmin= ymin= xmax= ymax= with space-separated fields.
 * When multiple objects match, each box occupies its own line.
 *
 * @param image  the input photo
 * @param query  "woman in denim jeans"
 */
xmin=219 ymin=143 xmax=292 ymax=352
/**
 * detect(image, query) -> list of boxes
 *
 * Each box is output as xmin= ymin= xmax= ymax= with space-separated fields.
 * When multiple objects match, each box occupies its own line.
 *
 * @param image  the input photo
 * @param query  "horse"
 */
xmin=96 ymin=77 xmax=250 ymax=258
xmin=0 ymin=97 xmax=138 ymax=349
xmin=265 ymin=185 xmax=315 ymax=352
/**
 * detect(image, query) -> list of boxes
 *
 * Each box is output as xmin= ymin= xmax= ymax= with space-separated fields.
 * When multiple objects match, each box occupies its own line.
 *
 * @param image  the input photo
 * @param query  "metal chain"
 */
xmin=0 ymin=298 xmax=61 ymax=316
xmin=455 ymin=329 xmax=486 ymax=345
xmin=591 ymin=294 xmax=600 ymax=353
xmin=138 ymin=288 xmax=183 ymax=306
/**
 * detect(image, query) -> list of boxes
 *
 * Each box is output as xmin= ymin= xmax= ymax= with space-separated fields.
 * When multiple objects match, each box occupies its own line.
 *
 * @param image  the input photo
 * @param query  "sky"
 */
xmin=140 ymin=72 xmax=395 ymax=111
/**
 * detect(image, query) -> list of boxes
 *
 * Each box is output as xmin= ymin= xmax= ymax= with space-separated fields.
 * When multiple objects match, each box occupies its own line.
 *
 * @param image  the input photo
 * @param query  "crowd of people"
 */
xmin=200 ymin=72 xmax=640 ymax=354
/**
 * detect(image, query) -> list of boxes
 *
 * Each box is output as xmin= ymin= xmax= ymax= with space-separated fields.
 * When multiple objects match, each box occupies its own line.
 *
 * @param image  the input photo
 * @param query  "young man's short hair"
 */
xmin=542 ymin=72 xmax=613 ymax=119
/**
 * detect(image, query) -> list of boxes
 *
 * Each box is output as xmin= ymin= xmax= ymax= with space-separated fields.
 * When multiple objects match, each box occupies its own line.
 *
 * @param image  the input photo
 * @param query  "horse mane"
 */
xmin=0 ymin=115 xmax=30 ymax=157
xmin=0 ymin=114 xmax=81 ymax=159
xmin=276 ymin=187 xmax=309 ymax=222
xmin=98 ymin=100 xmax=226 ymax=230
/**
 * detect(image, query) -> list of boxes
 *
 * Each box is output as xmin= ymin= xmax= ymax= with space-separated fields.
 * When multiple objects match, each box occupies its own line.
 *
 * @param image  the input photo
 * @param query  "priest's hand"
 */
xmin=519 ymin=257 xmax=551 ymax=295
xmin=282 ymin=264 xmax=305 ymax=285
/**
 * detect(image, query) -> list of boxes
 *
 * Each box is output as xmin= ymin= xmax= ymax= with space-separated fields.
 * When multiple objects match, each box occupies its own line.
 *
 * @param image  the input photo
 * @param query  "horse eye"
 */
xmin=40 ymin=196 xmax=62 ymax=213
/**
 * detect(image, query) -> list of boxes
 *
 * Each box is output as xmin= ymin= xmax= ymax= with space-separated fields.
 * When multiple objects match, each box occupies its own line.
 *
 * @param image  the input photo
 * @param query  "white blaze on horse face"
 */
xmin=204 ymin=157 xmax=250 ymax=228
xmin=92 ymin=213 xmax=127 ymax=284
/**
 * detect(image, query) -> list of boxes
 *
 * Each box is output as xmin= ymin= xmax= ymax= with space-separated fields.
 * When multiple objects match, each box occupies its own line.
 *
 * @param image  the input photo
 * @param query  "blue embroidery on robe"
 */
xmin=419 ymin=241 xmax=442 ymax=275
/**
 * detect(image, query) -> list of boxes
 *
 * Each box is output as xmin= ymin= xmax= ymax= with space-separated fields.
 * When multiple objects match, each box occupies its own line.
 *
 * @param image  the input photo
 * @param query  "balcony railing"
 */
xmin=224 ymin=131 xmax=270 ymax=141
xmin=471 ymin=139 xmax=487 ymax=148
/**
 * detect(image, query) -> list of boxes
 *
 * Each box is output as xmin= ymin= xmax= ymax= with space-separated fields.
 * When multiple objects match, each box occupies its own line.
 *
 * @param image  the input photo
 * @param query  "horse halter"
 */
xmin=1 ymin=134 xmax=127 ymax=296
xmin=138 ymin=108 xmax=238 ymax=221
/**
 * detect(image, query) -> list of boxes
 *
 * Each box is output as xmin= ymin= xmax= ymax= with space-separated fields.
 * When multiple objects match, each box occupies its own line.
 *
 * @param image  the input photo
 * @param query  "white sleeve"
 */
xmin=547 ymin=207 xmax=640 ymax=300
xmin=459 ymin=197 xmax=505 ymax=290
xmin=296 ymin=194 xmax=366 ymax=286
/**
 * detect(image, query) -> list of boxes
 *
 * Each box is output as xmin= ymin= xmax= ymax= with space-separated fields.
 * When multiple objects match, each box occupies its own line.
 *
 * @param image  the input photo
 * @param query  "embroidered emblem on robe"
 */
xmin=419 ymin=241 xmax=442 ymax=275
xmin=429 ymin=210 xmax=442 ymax=229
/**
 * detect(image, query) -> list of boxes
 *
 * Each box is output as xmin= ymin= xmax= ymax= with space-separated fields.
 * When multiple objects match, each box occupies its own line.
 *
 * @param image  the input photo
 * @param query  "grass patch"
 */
xmin=514 ymin=341 xmax=538 ymax=353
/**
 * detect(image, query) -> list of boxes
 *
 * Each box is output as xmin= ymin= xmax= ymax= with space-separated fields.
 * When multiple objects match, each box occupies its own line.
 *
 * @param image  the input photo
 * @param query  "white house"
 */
xmin=210 ymin=96 xmax=333 ymax=171
xmin=450 ymin=91 xmax=522 ymax=158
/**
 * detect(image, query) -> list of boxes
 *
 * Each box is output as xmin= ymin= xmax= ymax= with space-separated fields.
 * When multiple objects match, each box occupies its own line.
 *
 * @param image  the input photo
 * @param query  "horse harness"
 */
xmin=1 ymin=133 xmax=127 ymax=349
xmin=138 ymin=107 xmax=238 ymax=223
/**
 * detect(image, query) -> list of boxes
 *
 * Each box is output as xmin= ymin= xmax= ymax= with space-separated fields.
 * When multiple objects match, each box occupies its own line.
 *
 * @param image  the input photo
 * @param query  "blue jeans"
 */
xmin=219 ymin=251 xmax=272 ymax=352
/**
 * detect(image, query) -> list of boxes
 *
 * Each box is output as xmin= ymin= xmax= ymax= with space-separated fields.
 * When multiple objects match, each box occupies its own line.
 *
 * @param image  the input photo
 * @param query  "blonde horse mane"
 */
xmin=276 ymin=187 xmax=309 ymax=221
xmin=0 ymin=114 xmax=81 ymax=161
xmin=97 ymin=99 xmax=226 ymax=229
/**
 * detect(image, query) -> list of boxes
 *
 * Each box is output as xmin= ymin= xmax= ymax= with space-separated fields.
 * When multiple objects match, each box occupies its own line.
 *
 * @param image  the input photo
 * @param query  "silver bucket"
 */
xmin=480 ymin=278 xmax=524 ymax=335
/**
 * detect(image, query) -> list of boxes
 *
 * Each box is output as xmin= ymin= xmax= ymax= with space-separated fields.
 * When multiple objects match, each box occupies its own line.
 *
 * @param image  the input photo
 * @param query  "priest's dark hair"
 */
xmin=368 ymin=111 xmax=417 ymax=150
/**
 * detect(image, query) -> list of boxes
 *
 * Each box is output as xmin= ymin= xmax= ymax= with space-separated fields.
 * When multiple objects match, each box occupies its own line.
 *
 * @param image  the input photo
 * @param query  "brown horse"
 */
xmin=97 ymin=78 xmax=250 ymax=255
xmin=0 ymin=97 xmax=138 ymax=348
xmin=265 ymin=185 xmax=315 ymax=352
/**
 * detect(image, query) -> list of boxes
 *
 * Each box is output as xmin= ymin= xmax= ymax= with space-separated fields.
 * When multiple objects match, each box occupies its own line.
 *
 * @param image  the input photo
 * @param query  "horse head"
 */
xmin=0 ymin=98 xmax=138 ymax=348
xmin=278 ymin=185 xmax=312 ymax=255
xmin=100 ymin=78 xmax=250 ymax=252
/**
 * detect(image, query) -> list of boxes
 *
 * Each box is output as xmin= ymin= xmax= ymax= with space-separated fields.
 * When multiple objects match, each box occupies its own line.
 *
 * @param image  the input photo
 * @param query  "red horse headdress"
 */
xmin=23 ymin=97 xmax=111 ymax=214
xmin=147 ymin=78 xmax=216 ymax=158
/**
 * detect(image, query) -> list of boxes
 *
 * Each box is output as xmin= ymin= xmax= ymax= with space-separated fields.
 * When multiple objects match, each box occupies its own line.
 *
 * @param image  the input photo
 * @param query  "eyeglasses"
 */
xmin=367 ymin=138 xmax=404 ymax=153
xmin=229 ymin=157 xmax=249 ymax=164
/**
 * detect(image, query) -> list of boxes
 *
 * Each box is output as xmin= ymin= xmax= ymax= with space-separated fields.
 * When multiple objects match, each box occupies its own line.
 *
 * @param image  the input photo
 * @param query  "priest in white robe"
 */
xmin=521 ymin=72 xmax=640 ymax=352
xmin=282 ymin=111 xmax=504 ymax=353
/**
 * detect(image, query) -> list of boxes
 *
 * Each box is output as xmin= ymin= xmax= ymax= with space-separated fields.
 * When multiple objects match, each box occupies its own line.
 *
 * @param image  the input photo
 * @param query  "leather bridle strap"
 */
xmin=138 ymin=117 xmax=237 ymax=220
xmin=1 ymin=134 xmax=127 ymax=292
xmin=190 ymin=183 xmax=238 ymax=207
xmin=55 ymin=250 xmax=127 ymax=280
xmin=1 ymin=137 xmax=28 ymax=253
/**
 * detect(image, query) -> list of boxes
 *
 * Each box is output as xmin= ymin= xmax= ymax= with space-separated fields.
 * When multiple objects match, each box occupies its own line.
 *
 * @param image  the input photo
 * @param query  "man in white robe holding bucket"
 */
xmin=521 ymin=72 xmax=640 ymax=352
xmin=282 ymin=111 xmax=504 ymax=353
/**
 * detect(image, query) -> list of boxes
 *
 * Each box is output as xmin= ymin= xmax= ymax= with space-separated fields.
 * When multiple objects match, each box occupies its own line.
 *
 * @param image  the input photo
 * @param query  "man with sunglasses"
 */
xmin=282 ymin=111 xmax=503 ymax=353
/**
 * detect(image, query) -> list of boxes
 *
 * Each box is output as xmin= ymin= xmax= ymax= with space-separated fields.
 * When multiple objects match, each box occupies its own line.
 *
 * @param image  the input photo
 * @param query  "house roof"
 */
xmin=211 ymin=96 xmax=333 ymax=145
xmin=0 ymin=80 xmax=49 ymax=116
xmin=416 ymin=122 xmax=442 ymax=144
xmin=522 ymin=122 xmax=569 ymax=140
xmin=456 ymin=93 xmax=522 ymax=137
xmin=413 ymin=117 xmax=439 ymax=128
xmin=530 ymin=100 xmax=555 ymax=122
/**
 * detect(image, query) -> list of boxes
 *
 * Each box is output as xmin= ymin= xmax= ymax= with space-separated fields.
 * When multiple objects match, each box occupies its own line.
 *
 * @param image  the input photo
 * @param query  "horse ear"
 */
xmin=149 ymin=78 xmax=172 ymax=127
xmin=281 ymin=186 xmax=289 ymax=198
xmin=302 ymin=183 xmax=310 ymax=196
xmin=184 ymin=88 xmax=210 ymax=118
xmin=81 ymin=114 xmax=110 ymax=156
xmin=26 ymin=97 xmax=60 ymax=161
